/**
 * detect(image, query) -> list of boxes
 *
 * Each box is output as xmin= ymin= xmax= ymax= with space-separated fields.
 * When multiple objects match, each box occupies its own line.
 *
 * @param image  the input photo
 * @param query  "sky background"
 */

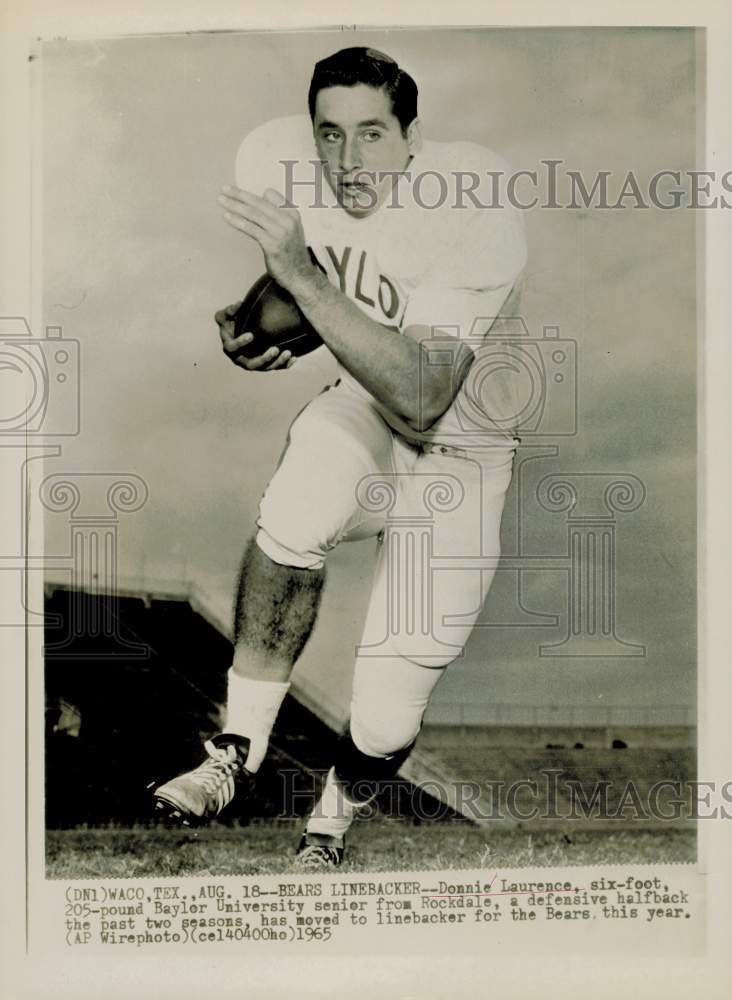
xmin=39 ymin=27 xmax=698 ymax=726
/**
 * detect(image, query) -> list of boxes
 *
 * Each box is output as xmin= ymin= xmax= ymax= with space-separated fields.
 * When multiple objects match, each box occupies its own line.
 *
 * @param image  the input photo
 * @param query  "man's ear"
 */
xmin=406 ymin=118 xmax=423 ymax=156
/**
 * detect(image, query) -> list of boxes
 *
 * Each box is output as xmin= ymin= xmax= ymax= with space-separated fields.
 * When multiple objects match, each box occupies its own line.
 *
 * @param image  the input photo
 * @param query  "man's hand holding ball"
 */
xmin=217 ymin=186 xmax=324 ymax=371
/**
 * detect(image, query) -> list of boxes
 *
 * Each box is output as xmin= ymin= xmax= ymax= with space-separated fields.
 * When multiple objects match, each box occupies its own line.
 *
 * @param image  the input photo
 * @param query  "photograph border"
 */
xmin=2 ymin=2 xmax=730 ymax=998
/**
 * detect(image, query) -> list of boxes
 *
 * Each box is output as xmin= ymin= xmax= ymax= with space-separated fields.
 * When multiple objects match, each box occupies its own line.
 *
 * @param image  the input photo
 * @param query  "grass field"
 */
xmin=46 ymin=819 xmax=696 ymax=879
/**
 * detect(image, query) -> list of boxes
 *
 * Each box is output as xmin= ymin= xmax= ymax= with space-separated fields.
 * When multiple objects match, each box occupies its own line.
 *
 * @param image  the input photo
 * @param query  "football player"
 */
xmin=153 ymin=46 xmax=526 ymax=868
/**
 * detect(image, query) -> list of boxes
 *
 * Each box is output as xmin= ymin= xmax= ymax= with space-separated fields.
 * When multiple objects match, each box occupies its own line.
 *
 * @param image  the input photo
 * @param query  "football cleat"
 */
xmin=153 ymin=734 xmax=252 ymax=826
xmin=294 ymin=831 xmax=345 ymax=870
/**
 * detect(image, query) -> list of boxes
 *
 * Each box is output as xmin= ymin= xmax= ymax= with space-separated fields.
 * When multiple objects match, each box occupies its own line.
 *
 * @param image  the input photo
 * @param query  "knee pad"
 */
xmin=349 ymin=708 xmax=422 ymax=761
xmin=386 ymin=641 xmax=464 ymax=670
xmin=349 ymin=649 xmax=447 ymax=761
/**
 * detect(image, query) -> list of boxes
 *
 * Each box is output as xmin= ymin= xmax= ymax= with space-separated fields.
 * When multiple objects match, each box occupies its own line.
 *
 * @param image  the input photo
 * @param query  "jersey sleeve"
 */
xmin=401 ymin=148 xmax=527 ymax=345
xmin=234 ymin=115 xmax=319 ymax=204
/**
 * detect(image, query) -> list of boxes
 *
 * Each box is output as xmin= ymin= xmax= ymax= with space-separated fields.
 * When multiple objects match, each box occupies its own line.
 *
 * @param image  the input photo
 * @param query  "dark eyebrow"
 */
xmin=316 ymin=119 xmax=388 ymax=130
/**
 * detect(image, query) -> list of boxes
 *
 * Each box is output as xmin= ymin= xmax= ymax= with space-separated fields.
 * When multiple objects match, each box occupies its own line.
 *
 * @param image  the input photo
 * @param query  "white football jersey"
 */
xmin=235 ymin=116 xmax=527 ymax=451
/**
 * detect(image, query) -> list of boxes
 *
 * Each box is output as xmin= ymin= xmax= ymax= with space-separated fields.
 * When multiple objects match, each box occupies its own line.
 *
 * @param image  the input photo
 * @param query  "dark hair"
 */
xmin=308 ymin=47 xmax=418 ymax=134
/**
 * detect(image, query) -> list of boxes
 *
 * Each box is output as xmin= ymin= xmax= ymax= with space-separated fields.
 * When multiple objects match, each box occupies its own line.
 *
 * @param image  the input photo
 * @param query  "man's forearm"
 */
xmin=288 ymin=266 xmax=437 ymax=425
xmin=217 ymin=185 xmax=470 ymax=425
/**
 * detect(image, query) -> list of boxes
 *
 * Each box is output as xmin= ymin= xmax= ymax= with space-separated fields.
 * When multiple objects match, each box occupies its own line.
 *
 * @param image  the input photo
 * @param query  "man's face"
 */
xmin=313 ymin=83 xmax=418 ymax=218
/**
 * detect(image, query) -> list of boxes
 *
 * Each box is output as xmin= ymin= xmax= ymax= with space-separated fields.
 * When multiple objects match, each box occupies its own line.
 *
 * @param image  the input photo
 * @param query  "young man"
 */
xmin=153 ymin=47 xmax=526 ymax=868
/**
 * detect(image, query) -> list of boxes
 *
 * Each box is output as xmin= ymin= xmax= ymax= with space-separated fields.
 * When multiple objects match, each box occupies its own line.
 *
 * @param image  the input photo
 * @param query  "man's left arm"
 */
xmin=290 ymin=270 xmax=475 ymax=431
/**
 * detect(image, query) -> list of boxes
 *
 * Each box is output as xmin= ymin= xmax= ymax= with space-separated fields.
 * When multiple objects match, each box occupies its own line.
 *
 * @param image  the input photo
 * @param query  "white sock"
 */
xmin=224 ymin=670 xmax=290 ymax=773
xmin=305 ymin=767 xmax=362 ymax=839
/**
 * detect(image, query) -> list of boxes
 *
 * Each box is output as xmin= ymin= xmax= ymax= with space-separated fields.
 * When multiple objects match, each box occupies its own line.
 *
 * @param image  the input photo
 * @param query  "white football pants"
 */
xmin=256 ymin=380 xmax=514 ymax=756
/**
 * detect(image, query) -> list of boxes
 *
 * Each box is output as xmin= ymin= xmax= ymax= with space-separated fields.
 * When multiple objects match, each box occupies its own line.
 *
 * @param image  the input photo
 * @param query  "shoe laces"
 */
xmin=192 ymin=741 xmax=241 ymax=812
xmin=297 ymin=844 xmax=341 ymax=869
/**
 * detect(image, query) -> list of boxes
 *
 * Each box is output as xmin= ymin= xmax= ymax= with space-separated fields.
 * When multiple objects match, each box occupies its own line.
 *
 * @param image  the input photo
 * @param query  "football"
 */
xmin=232 ymin=272 xmax=323 ymax=360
